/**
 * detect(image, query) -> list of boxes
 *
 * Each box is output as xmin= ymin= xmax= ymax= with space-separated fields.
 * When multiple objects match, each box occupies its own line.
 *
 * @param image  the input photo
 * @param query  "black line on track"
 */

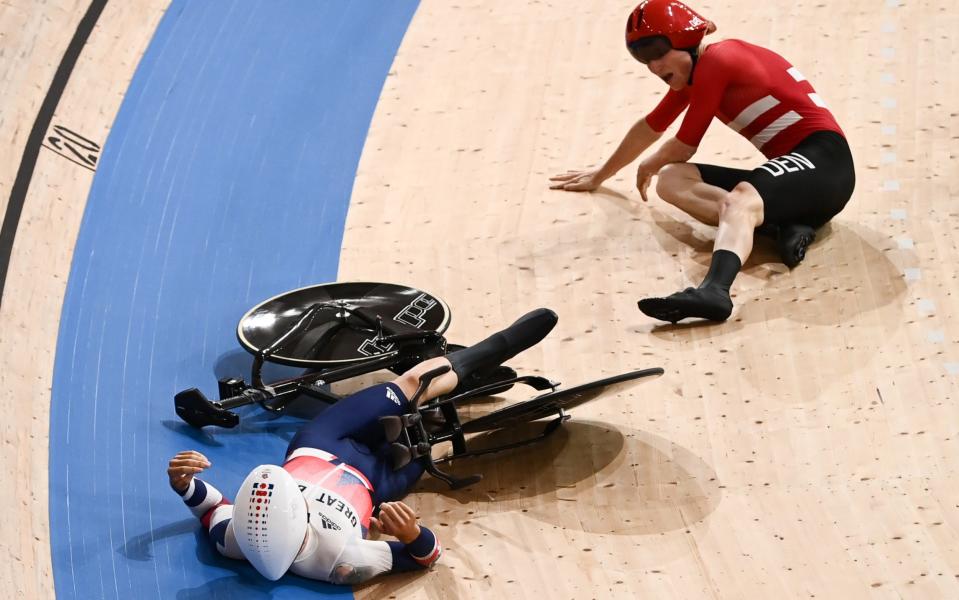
xmin=0 ymin=0 xmax=108 ymax=308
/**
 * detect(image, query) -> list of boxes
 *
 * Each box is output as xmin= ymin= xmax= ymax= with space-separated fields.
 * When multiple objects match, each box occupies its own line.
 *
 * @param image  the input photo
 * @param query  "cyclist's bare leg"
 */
xmin=655 ymin=162 xmax=724 ymax=225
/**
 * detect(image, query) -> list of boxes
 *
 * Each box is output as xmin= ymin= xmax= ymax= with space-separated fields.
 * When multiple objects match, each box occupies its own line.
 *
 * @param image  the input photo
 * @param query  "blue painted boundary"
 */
xmin=49 ymin=1 xmax=419 ymax=597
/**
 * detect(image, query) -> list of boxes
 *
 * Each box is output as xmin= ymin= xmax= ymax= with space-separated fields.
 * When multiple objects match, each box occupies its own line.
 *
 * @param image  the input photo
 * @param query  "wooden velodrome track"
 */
xmin=3 ymin=0 xmax=958 ymax=598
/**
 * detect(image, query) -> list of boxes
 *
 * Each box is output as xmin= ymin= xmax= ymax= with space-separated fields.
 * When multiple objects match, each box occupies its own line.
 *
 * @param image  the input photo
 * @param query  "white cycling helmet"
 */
xmin=233 ymin=465 xmax=308 ymax=580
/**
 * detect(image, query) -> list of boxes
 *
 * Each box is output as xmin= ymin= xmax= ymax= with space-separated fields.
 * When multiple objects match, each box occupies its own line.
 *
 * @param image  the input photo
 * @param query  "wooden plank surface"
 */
xmin=345 ymin=1 xmax=959 ymax=598
xmin=0 ymin=2 xmax=168 ymax=597
xmin=3 ymin=0 xmax=958 ymax=597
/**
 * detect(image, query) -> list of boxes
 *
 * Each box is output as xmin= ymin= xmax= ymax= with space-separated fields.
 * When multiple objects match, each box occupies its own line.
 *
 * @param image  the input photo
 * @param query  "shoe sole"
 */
xmin=637 ymin=296 xmax=732 ymax=323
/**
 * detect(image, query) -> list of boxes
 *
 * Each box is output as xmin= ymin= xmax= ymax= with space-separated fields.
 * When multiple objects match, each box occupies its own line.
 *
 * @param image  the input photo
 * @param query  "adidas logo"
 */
xmin=386 ymin=388 xmax=400 ymax=406
xmin=320 ymin=514 xmax=341 ymax=530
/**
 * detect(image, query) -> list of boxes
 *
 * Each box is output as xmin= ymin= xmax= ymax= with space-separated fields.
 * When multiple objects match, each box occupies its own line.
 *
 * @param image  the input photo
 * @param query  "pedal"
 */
xmin=174 ymin=388 xmax=239 ymax=429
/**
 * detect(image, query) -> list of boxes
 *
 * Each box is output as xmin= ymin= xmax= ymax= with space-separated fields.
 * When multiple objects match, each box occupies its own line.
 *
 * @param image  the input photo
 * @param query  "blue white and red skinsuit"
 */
xmin=175 ymin=382 xmax=442 ymax=584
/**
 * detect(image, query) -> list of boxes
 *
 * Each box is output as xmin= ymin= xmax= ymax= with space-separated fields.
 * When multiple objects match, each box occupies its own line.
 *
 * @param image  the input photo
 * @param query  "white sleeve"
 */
xmin=289 ymin=533 xmax=392 ymax=583
xmin=328 ymin=538 xmax=394 ymax=585
xmin=207 ymin=504 xmax=245 ymax=560
xmin=176 ymin=478 xmax=245 ymax=560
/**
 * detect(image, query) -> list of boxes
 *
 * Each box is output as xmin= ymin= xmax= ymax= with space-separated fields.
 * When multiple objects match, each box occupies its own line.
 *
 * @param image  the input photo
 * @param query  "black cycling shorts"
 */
xmin=694 ymin=130 xmax=855 ymax=228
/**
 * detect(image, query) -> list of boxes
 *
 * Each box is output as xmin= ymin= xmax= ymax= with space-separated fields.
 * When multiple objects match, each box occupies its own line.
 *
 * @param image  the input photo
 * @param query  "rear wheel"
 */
xmin=236 ymin=281 xmax=450 ymax=367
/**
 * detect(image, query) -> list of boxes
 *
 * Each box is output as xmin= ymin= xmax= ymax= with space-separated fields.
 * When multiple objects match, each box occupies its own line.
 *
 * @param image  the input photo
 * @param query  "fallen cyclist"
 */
xmin=167 ymin=308 xmax=557 ymax=584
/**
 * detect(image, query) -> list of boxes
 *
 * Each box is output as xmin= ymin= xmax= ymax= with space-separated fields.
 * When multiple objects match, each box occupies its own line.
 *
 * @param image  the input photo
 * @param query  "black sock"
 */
xmin=699 ymin=249 xmax=742 ymax=294
xmin=446 ymin=308 xmax=557 ymax=381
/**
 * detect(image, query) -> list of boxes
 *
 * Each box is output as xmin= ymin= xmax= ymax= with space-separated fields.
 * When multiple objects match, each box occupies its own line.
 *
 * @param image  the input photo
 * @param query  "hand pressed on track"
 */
xmin=167 ymin=450 xmax=210 ymax=493
xmin=549 ymin=168 xmax=605 ymax=192
xmin=636 ymin=158 xmax=658 ymax=202
xmin=370 ymin=501 xmax=422 ymax=544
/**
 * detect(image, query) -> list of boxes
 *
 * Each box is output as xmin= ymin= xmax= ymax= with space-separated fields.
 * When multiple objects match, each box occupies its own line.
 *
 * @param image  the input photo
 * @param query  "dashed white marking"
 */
xmin=917 ymin=299 xmax=936 ymax=314
xmin=882 ymin=124 xmax=897 ymax=135
xmin=904 ymin=268 xmax=921 ymax=282
xmin=890 ymin=209 xmax=907 ymax=220
xmin=881 ymin=152 xmax=897 ymax=164
xmin=927 ymin=330 xmax=945 ymax=343
xmin=945 ymin=363 xmax=959 ymax=376
xmin=881 ymin=97 xmax=897 ymax=109
xmin=881 ymin=47 xmax=896 ymax=59
xmin=880 ymin=73 xmax=895 ymax=84
xmin=881 ymin=22 xmax=897 ymax=33
xmin=885 ymin=0 xmax=899 ymax=7
xmin=897 ymin=237 xmax=914 ymax=249
xmin=883 ymin=180 xmax=900 ymax=191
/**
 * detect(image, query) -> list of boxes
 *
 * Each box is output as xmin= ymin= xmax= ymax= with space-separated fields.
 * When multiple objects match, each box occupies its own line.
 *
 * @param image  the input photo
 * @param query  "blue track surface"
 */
xmin=49 ymin=1 xmax=418 ymax=597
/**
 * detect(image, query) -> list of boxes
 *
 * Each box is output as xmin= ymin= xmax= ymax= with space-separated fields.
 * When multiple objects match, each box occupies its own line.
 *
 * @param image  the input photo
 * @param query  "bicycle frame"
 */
xmin=175 ymin=301 xmax=449 ymax=429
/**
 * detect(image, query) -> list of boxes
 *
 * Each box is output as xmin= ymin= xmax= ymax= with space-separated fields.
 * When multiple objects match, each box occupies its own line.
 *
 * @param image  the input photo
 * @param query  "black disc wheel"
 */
xmin=237 ymin=281 xmax=450 ymax=367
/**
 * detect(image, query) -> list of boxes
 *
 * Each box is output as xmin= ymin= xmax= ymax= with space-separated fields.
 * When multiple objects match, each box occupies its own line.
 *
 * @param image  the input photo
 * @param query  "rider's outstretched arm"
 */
xmin=168 ymin=451 xmax=244 ymax=560
xmin=597 ymin=117 xmax=665 ymax=180
xmin=551 ymin=118 xmax=665 ymax=191
xmin=175 ymin=477 xmax=245 ymax=560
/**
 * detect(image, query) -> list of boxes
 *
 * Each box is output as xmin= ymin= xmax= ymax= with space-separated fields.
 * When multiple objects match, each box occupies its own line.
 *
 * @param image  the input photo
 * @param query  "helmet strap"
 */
xmin=685 ymin=47 xmax=700 ymax=85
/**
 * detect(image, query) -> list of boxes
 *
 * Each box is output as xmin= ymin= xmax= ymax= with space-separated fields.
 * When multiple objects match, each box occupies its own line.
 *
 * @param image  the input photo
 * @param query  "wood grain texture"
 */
xmin=2 ymin=0 xmax=957 ymax=597
xmin=0 ymin=1 xmax=168 ymax=597
xmin=346 ymin=1 xmax=959 ymax=598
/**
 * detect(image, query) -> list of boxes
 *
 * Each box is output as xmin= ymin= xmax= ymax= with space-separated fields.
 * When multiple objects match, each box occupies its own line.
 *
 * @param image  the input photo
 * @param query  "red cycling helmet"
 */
xmin=625 ymin=0 xmax=714 ymax=64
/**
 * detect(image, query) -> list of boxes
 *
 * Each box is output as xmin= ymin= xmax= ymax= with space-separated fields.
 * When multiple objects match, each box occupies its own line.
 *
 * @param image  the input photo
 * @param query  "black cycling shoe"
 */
xmin=777 ymin=224 xmax=816 ymax=268
xmin=449 ymin=363 xmax=518 ymax=397
xmin=446 ymin=308 xmax=557 ymax=381
xmin=638 ymin=286 xmax=733 ymax=324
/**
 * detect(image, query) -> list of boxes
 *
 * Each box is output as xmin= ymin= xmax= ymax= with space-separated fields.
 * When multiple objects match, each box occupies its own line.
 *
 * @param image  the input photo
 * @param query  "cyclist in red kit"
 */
xmin=551 ymin=0 xmax=855 ymax=323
